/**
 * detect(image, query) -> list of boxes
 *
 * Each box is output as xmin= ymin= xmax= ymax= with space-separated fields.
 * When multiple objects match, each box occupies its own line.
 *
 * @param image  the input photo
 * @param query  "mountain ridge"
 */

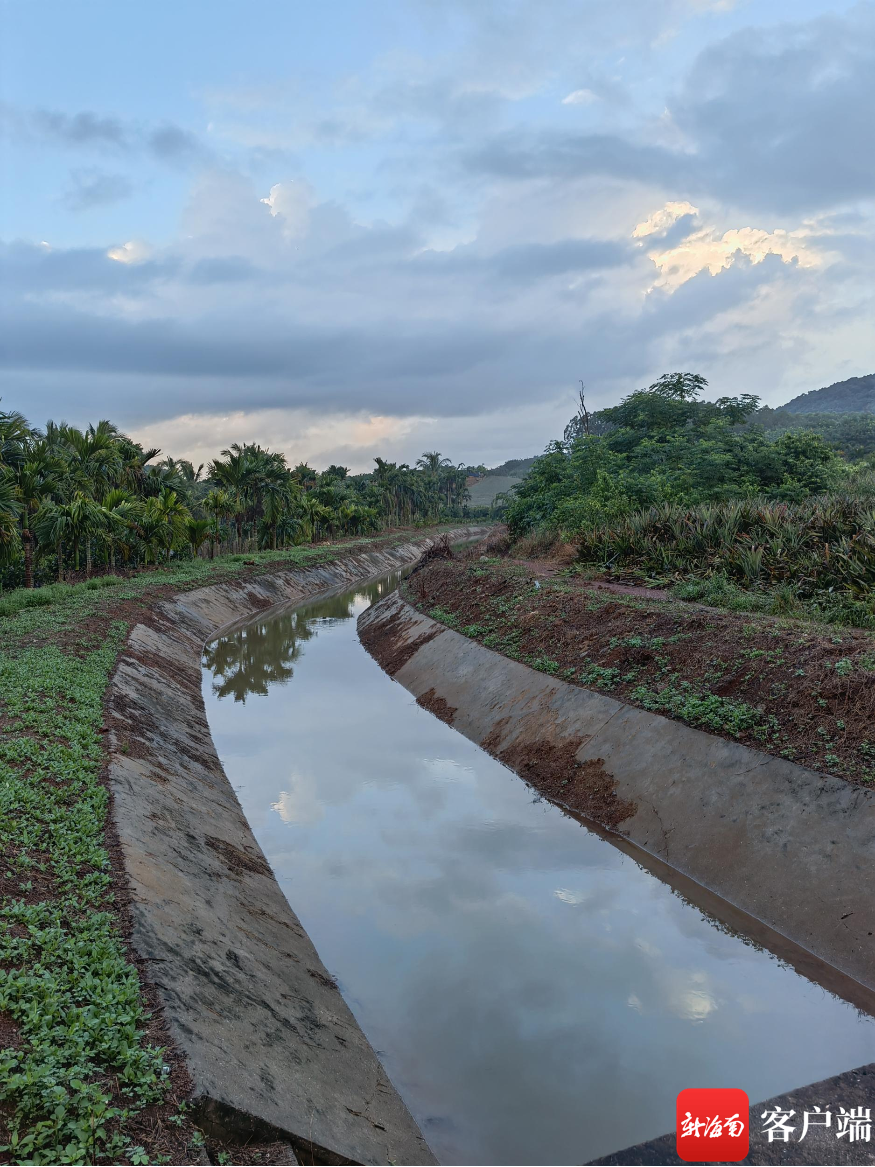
xmin=779 ymin=373 xmax=875 ymax=414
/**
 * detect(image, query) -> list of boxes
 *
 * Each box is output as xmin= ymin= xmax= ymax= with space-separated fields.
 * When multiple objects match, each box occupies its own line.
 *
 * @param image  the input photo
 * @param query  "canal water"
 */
xmin=202 ymin=570 xmax=875 ymax=1166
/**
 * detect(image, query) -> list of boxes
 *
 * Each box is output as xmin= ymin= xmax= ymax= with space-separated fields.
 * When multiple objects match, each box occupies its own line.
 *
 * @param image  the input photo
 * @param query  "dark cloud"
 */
xmin=188 ymin=256 xmax=259 ymax=284
xmin=0 ymin=241 xmax=177 ymax=292
xmin=462 ymin=131 xmax=683 ymax=186
xmin=3 ymin=3 xmax=873 ymax=448
xmin=24 ymin=107 xmax=128 ymax=148
xmin=423 ymin=238 xmax=632 ymax=281
xmin=672 ymin=6 xmax=875 ymax=212
xmin=146 ymin=123 xmax=203 ymax=164
xmin=0 ymin=103 xmax=206 ymax=166
xmin=0 ymin=244 xmax=790 ymax=428
xmin=61 ymin=168 xmax=134 ymax=212
xmin=462 ymin=6 xmax=875 ymax=216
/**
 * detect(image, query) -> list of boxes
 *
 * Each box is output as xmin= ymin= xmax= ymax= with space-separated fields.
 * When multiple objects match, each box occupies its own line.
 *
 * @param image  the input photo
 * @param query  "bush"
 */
xmin=575 ymin=495 xmax=875 ymax=599
xmin=512 ymin=528 xmax=561 ymax=559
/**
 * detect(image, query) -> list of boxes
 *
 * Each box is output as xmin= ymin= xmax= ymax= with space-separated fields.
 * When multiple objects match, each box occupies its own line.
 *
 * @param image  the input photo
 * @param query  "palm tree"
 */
xmin=33 ymin=493 xmax=105 ymax=580
xmin=118 ymin=437 xmax=161 ymax=496
xmin=416 ymin=451 xmax=451 ymax=473
xmin=187 ymin=517 xmax=212 ymax=559
xmin=261 ymin=480 xmax=297 ymax=551
xmin=209 ymin=447 xmax=251 ymax=551
xmin=0 ymin=407 xmax=31 ymax=472
xmin=101 ymin=490 xmax=141 ymax=570
xmin=0 ymin=474 xmax=22 ymax=565
xmin=203 ymin=489 xmax=233 ymax=558
xmin=293 ymin=463 xmax=318 ymax=492
xmin=141 ymin=487 xmax=191 ymax=566
xmin=14 ymin=450 xmax=60 ymax=587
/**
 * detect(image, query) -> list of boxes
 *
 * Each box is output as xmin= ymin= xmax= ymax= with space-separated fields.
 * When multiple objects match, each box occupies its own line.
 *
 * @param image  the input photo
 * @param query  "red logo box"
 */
xmin=676 ymin=1088 xmax=750 ymax=1162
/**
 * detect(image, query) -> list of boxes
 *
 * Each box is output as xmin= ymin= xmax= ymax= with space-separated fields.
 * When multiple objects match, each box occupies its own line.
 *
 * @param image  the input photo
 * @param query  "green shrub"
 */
xmin=576 ymin=496 xmax=875 ymax=601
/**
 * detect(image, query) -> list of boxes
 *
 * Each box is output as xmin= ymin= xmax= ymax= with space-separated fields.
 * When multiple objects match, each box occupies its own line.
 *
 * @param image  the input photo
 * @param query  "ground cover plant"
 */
xmin=404 ymin=556 xmax=875 ymax=786
xmin=0 ymin=525 xmax=470 ymax=1165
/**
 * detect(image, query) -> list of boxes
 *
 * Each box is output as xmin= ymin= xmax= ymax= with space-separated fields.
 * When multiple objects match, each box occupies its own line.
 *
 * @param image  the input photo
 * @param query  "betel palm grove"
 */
xmin=0 ymin=406 xmax=480 ymax=591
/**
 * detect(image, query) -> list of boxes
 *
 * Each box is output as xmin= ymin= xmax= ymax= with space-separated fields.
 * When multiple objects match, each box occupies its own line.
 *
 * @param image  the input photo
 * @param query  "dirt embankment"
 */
xmin=403 ymin=558 xmax=875 ymax=786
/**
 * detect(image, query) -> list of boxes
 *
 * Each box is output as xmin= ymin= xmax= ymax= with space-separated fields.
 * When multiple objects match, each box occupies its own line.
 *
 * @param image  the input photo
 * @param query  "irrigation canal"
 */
xmin=202 ymin=568 xmax=875 ymax=1165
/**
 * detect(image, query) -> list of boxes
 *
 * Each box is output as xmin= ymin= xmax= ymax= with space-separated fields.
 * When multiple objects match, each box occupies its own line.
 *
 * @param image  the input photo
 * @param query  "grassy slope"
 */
xmin=405 ymin=558 xmax=875 ymax=784
xmin=0 ymin=530 xmax=458 ymax=1166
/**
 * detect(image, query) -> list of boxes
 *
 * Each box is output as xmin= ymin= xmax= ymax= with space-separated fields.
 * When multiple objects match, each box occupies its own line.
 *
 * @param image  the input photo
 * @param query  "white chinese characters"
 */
xmin=761 ymin=1106 xmax=872 ymax=1144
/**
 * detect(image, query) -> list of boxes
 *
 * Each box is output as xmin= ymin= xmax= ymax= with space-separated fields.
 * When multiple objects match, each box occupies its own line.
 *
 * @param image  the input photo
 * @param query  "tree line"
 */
xmin=0 ymin=407 xmax=479 ymax=588
xmin=504 ymin=373 xmax=868 ymax=537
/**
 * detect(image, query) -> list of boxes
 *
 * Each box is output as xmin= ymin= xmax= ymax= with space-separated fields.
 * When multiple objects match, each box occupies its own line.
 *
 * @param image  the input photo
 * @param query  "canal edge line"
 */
xmin=358 ymin=590 xmax=875 ymax=1004
xmin=105 ymin=529 xmax=487 ymax=1166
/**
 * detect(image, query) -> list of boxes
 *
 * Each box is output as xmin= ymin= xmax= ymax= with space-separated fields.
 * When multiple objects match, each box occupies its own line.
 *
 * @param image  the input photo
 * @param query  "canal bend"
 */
xmin=202 ymin=568 xmax=875 ymax=1166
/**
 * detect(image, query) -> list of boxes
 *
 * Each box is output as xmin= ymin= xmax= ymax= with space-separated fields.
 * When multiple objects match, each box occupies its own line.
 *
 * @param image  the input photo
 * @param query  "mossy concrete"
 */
xmin=106 ymin=532 xmax=486 ymax=1166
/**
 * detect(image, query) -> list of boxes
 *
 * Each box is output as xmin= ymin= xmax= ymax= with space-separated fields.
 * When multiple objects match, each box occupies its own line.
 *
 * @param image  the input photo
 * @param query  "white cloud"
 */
xmin=561 ymin=88 xmax=599 ymax=105
xmin=646 ymin=223 xmax=825 ymax=289
xmin=260 ymin=180 xmax=314 ymax=238
xmin=633 ymin=200 xmax=698 ymax=239
xmin=272 ymin=784 xmax=325 ymax=827
xmin=106 ymin=239 xmax=152 ymax=264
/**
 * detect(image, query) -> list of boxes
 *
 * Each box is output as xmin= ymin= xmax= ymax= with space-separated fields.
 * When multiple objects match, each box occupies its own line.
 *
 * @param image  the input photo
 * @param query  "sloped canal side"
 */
xmin=203 ymin=572 xmax=875 ymax=1166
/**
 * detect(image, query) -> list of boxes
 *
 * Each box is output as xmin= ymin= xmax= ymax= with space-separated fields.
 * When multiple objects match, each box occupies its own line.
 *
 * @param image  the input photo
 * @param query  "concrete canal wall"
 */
xmin=358 ymin=590 xmax=875 ymax=1004
xmin=105 ymin=530 xmax=486 ymax=1166
xmin=359 ymin=590 xmax=875 ymax=1164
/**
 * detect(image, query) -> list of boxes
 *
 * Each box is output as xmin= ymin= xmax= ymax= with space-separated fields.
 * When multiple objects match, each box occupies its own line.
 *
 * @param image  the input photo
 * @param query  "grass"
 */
xmin=407 ymin=557 xmax=875 ymax=784
xmin=0 ymin=527 xmax=465 ymax=1164
xmin=628 ymin=679 xmax=780 ymax=740
xmin=0 ymin=629 xmax=170 ymax=1165
xmin=668 ymin=572 xmax=875 ymax=630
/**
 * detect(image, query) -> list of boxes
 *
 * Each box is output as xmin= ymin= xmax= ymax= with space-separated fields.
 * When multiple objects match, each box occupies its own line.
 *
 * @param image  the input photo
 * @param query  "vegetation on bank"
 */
xmin=500 ymin=373 xmax=875 ymax=629
xmin=0 ymin=527 xmax=468 ymax=1165
xmin=0 ymin=405 xmax=485 ymax=591
xmin=405 ymin=553 xmax=875 ymax=786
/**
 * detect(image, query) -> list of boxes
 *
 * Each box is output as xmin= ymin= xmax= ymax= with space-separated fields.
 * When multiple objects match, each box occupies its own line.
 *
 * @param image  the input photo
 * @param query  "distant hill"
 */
xmin=487 ymin=456 xmax=537 ymax=477
xmin=465 ymin=457 xmax=537 ymax=508
xmin=780 ymin=373 xmax=875 ymax=414
xmin=467 ymin=475 xmax=525 ymax=507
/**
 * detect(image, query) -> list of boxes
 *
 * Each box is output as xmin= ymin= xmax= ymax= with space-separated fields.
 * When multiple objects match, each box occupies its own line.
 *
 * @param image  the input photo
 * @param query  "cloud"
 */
xmin=187 ymin=256 xmax=259 ymax=284
xmin=462 ymin=130 xmax=682 ymax=186
xmin=260 ymin=180 xmax=314 ymax=238
xmin=2 ymin=3 xmax=875 ymax=468
xmin=561 ymin=89 xmax=599 ymax=106
xmin=106 ymin=239 xmax=153 ymax=264
xmin=463 ymin=6 xmax=875 ymax=216
xmin=633 ymin=201 xmax=699 ymax=239
xmin=645 ymin=224 xmax=825 ymax=290
xmin=0 ymin=104 xmax=128 ymax=149
xmin=0 ymin=102 xmax=206 ymax=166
xmin=0 ymin=240 xmax=176 ymax=292
xmin=672 ymin=5 xmax=875 ymax=212
xmin=61 ymin=168 xmax=133 ymax=212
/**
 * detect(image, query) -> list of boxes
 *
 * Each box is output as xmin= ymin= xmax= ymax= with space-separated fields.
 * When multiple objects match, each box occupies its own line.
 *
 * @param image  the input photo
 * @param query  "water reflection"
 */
xmin=203 ymin=573 xmax=875 ymax=1166
xmin=205 ymin=572 xmax=403 ymax=702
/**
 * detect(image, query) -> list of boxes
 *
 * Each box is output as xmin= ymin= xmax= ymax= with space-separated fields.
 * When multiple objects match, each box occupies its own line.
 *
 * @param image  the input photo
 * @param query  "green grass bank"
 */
xmin=0 ymin=529 xmax=463 ymax=1166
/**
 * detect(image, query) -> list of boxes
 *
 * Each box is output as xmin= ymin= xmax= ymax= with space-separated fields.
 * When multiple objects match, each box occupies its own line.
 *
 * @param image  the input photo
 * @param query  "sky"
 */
xmin=1 ymin=0 xmax=873 ymax=472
